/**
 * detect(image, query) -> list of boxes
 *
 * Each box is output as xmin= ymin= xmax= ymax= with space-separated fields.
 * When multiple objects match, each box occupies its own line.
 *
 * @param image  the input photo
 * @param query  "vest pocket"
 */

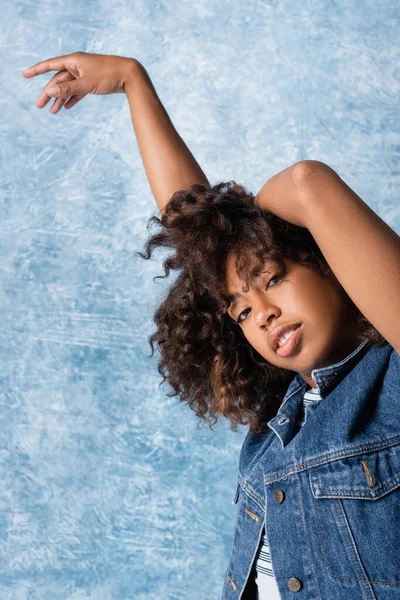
xmin=308 ymin=443 xmax=400 ymax=585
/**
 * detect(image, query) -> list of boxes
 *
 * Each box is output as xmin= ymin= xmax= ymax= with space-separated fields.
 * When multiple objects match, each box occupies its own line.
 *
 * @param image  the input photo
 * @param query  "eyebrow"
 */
xmin=223 ymin=265 xmax=275 ymax=309
xmin=223 ymin=285 xmax=256 ymax=310
xmin=224 ymin=291 xmax=242 ymax=308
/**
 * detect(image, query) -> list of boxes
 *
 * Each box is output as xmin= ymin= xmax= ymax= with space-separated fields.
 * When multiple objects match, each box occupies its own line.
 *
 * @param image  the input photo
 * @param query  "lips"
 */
xmin=268 ymin=322 xmax=302 ymax=353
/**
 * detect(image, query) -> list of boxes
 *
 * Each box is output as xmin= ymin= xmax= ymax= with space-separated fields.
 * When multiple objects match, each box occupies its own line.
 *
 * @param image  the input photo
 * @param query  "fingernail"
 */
xmin=47 ymin=86 xmax=59 ymax=96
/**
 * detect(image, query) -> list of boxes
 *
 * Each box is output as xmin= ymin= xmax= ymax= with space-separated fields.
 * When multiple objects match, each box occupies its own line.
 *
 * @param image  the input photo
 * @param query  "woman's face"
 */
xmin=223 ymin=250 xmax=362 ymax=388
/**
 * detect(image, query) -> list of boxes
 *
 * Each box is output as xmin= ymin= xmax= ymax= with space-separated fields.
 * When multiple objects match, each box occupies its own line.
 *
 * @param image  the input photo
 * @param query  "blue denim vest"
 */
xmin=221 ymin=339 xmax=400 ymax=600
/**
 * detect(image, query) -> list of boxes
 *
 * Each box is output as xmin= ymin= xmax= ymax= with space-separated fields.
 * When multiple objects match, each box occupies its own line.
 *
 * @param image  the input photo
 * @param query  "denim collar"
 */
xmin=267 ymin=337 xmax=373 ymax=447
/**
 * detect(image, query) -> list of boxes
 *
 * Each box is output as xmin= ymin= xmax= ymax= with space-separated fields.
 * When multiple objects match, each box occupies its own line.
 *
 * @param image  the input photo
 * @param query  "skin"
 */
xmin=223 ymin=249 xmax=364 ymax=389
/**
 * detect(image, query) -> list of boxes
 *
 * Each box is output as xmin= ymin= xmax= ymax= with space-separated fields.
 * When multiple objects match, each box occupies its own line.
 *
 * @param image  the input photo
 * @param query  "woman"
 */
xmin=23 ymin=52 xmax=400 ymax=599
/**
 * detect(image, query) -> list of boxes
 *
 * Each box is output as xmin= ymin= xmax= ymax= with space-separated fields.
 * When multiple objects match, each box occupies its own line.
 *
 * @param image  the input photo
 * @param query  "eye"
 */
xmin=236 ymin=307 xmax=251 ymax=324
xmin=236 ymin=275 xmax=281 ymax=323
xmin=267 ymin=275 xmax=280 ymax=288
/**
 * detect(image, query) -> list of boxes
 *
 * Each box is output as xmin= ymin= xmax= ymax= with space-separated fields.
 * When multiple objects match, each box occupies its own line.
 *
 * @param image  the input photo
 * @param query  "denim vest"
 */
xmin=221 ymin=339 xmax=400 ymax=600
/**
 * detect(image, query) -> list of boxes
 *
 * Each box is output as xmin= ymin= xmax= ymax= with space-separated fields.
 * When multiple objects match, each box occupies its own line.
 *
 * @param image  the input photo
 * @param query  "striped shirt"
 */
xmin=254 ymin=384 xmax=322 ymax=599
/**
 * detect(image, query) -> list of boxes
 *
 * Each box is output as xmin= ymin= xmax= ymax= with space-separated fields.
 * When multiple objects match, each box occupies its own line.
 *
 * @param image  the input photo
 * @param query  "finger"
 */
xmin=49 ymin=92 xmax=87 ymax=115
xmin=36 ymin=70 xmax=71 ymax=108
xmin=64 ymin=94 xmax=86 ymax=110
xmin=49 ymin=96 xmax=67 ymax=115
xmin=22 ymin=53 xmax=76 ymax=77
xmin=46 ymin=77 xmax=90 ymax=100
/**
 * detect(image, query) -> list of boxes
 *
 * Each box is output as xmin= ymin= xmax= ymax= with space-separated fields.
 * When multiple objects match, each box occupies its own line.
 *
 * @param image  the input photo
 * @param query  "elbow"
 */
xmin=292 ymin=160 xmax=336 ymax=188
xmin=291 ymin=160 xmax=321 ymax=187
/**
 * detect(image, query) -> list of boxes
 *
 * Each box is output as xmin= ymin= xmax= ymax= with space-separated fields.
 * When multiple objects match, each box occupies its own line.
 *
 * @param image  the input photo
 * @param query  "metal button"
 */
xmin=288 ymin=577 xmax=302 ymax=592
xmin=273 ymin=489 xmax=285 ymax=504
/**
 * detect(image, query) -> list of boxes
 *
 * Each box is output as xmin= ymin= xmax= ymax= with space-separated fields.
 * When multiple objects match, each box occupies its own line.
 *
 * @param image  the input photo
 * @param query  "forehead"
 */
xmin=222 ymin=251 xmax=276 ymax=305
xmin=224 ymin=251 xmax=274 ymax=284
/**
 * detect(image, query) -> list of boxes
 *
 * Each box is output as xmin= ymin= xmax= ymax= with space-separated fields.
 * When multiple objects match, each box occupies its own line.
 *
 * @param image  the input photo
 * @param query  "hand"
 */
xmin=22 ymin=51 xmax=140 ymax=114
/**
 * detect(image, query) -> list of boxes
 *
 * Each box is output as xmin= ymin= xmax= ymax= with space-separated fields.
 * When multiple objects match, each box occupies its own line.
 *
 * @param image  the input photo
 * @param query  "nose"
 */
xmin=253 ymin=297 xmax=277 ymax=329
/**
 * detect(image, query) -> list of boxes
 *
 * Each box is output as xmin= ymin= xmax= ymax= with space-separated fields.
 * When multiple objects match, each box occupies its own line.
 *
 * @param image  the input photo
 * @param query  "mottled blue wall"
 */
xmin=3 ymin=0 xmax=400 ymax=598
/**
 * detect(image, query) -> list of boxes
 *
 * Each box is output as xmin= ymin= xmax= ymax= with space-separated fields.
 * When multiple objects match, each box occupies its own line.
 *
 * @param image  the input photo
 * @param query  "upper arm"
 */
xmin=292 ymin=160 xmax=400 ymax=354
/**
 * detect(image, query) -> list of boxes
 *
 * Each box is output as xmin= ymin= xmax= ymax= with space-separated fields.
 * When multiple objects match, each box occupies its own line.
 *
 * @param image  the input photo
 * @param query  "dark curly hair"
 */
xmin=136 ymin=181 xmax=386 ymax=435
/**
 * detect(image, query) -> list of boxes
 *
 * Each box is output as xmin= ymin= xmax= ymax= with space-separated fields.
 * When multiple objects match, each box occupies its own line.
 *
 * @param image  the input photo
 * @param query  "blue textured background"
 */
xmin=3 ymin=1 xmax=400 ymax=598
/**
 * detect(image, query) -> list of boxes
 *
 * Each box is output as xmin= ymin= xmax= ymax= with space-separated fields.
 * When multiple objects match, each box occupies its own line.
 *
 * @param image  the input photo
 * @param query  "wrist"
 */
xmin=123 ymin=59 xmax=146 ymax=94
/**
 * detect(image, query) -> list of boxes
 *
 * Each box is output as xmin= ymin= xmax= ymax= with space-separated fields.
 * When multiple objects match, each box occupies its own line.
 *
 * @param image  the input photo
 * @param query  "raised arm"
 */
xmin=255 ymin=160 xmax=400 ymax=354
xmin=22 ymin=52 xmax=210 ymax=215
xmin=124 ymin=62 xmax=210 ymax=214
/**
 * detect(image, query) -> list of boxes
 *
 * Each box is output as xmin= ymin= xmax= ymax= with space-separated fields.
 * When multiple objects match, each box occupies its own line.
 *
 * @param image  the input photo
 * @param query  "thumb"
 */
xmin=47 ymin=77 xmax=91 ymax=99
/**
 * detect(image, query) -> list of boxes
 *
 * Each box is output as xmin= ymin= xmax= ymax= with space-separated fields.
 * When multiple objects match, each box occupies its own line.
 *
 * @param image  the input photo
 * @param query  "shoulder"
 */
xmin=238 ymin=427 xmax=274 ymax=477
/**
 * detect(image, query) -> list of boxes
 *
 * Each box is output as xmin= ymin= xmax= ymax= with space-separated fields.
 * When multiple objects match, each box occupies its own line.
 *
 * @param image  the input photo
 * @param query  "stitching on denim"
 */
xmin=311 ymin=490 xmax=344 ymax=577
xmin=242 ymin=486 xmax=264 ymax=511
xmin=318 ymin=338 xmax=371 ymax=373
xmin=333 ymin=498 xmax=366 ymax=581
xmin=335 ymin=500 xmax=368 ymax=580
xmin=278 ymin=378 xmax=309 ymax=411
xmin=312 ymin=339 xmax=371 ymax=386
xmin=221 ymin=496 xmax=243 ymax=597
xmin=238 ymin=474 xmax=265 ymax=511
xmin=367 ymin=579 xmax=400 ymax=586
xmin=360 ymin=460 xmax=374 ymax=488
xmin=278 ymin=339 xmax=371 ymax=413
xmin=316 ymin=474 xmax=400 ymax=498
xmin=336 ymin=500 xmax=376 ymax=599
xmin=239 ymin=514 xmax=267 ymax=599
xmin=312 ymin=491 xmax=369 ymax=582
xmin=264 ymin=436 xmax=400 ymax=484
xmin=239 ymin=429 xmax=274 ymax=499
xmin=293 ymin=470 xmax=322 ymax=599
xmin=311 ymin=475 xmax=400 ymax=585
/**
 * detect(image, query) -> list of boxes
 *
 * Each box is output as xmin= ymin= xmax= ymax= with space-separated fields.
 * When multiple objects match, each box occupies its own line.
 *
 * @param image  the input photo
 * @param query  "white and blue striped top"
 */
xmin=254 ymin=384 xmax=322 ymax=599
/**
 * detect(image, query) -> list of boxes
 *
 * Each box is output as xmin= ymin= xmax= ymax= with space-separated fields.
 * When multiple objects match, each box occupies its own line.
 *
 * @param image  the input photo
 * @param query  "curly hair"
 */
xmin=136 ymin=181 xmax=387 ymax=435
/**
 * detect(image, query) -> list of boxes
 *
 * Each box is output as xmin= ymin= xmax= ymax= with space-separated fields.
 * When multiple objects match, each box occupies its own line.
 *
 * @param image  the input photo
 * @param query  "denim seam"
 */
xmin=335 ymin=499 xmax=376 ymax=598
xmin=238 ymin=474 xmax=265 ymax=511
xmin=313 ymin=338 xmax=371 ymax=375
xmin=277 ymin=339 xmax=372 ymax=413
xmin=278 ymin=382 xmax=307 ymax=411
xmin=221 ymin=496 xmax=243 ymax=596
xmin=293 ymin=466 xmax=322 ymax=600
xmin=238 ymin=514 xmax=266 ymax=600
xmin=311 ymin=480 xmax=400 ymax=586
xmin=312 ymin=492 xmax=371 ymax=584
xmin=312 ymin=492 xmax=343 ymax=578
xmin=263 ymin=436 xmax=400 ymax=484
xmin=315 ymin=473 xmax=400 ymax=499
